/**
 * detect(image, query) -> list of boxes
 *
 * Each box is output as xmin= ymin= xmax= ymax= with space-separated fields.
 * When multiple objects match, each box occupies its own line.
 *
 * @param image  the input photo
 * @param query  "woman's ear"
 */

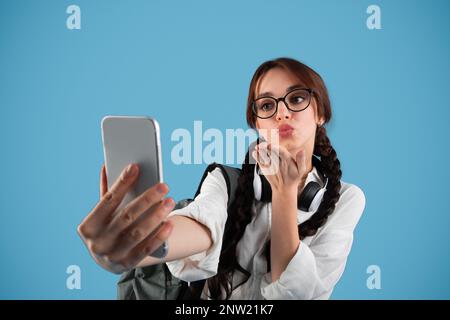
xmin=317 ymin=118 xmax=325 ymax=127
xmin=312 ymin=98 xmax=324 ymax=126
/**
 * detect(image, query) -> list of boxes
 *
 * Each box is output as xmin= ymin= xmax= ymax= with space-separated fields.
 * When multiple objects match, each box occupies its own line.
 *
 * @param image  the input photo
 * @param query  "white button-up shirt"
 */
xmin=166 ymin=166 xmax=366 ymax=300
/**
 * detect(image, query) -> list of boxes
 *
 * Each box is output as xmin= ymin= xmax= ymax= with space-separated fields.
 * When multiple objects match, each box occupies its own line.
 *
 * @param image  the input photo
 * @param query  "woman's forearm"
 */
xmin=137 ymin=215 xmax=213 ymax=267
xmin=270 ymin=188 xmax=301 ymax=282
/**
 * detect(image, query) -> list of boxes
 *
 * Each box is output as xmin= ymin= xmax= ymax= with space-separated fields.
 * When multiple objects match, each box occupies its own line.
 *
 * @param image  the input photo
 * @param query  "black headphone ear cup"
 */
xmin=254 ymin=157 xmax=327 ymax=212
xmin=298 ymin=181 xmax=321 ymax=212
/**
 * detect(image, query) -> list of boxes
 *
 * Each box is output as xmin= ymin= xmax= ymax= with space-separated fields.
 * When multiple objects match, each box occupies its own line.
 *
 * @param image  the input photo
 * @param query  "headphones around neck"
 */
xmin=250 ymin=139 xmax=328 ymax=213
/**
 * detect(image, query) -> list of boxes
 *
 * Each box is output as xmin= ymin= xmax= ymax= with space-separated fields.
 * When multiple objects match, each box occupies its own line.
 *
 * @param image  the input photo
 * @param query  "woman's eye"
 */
xmin=261 ymin=103 xmax=274 ymax=111
xmin=291 ymin=96 xmax=304 ymax=104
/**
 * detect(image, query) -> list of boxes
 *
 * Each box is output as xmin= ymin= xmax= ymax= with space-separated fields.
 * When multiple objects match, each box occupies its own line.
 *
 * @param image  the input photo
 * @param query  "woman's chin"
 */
xmin=281 ymin=139 xmax=304 ymax=153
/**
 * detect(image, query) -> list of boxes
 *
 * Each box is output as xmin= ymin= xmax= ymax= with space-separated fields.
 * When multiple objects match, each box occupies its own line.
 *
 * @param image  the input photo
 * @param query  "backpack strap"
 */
xmin=193 ymin=162 xmax=241 ymax=209
xmin=177 ymin=162 xmax=242 ymax=300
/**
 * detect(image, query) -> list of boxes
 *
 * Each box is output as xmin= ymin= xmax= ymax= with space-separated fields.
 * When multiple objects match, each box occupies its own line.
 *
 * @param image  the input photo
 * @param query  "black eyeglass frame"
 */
xmin=252 ymin=88 xmax=314 ymax=119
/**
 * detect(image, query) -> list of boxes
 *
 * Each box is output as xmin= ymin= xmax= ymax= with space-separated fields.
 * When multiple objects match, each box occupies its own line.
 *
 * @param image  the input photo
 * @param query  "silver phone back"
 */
xmin=101 ymin=116 xmax=167 ymax=259
xmin=102 ymin=116 xmax=163 ymax=209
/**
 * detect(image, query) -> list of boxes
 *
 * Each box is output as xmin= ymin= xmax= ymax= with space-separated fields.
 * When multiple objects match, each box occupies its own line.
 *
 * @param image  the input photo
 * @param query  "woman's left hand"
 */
xmin=252 ymin=142 xmax=307 ymax=193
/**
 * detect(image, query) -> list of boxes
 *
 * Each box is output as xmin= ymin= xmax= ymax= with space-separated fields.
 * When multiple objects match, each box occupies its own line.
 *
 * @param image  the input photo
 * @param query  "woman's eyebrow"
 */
xmin=256 ymin=84 xmax=304 ymax=99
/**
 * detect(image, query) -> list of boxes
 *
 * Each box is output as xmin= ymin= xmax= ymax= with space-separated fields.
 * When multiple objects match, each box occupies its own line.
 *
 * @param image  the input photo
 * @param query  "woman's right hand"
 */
xmin=77 ymin=163 xmax=175 ymax=274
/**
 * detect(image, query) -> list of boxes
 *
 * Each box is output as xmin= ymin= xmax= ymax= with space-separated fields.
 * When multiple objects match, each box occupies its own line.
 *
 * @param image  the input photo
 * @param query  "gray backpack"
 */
xmin=117 ymin=163 xmax=241 ymax=300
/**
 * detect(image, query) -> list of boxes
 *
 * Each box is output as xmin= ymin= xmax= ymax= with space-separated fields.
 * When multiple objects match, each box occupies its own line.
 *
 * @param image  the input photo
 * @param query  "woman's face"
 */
xmin=254 ymin=67 xmax=323 ymax=156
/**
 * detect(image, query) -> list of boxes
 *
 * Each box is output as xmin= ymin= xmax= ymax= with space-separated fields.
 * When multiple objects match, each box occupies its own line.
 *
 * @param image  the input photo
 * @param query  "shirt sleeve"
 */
xmin=165 ymin=167 xmax=229 ymax=282
xmin=260 ymin=184 xmax=366 ymax=300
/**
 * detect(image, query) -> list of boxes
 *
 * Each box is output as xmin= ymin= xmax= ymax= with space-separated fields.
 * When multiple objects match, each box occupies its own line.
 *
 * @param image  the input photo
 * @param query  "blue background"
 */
xmin=1 ymin=0 xmax=449 ymax=299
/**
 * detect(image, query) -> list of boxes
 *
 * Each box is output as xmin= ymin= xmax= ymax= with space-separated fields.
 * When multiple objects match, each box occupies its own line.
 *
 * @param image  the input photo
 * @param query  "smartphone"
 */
xmin=101 ymin=115 xmax=168 ymax=259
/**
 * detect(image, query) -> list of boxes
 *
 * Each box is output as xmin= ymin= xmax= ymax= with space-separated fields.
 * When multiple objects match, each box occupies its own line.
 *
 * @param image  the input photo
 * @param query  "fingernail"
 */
xmin=164 ymin=198 xmax=174 ymax=208
xmin=125 ymin=163 xmax=136 ymax=176
xmin=157 ymin=183 xmax=167 ymax=194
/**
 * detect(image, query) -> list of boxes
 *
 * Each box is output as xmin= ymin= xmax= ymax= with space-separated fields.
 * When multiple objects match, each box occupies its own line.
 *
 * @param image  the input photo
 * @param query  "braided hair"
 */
xmin=206 ymin=57 xmax=342 ymax=299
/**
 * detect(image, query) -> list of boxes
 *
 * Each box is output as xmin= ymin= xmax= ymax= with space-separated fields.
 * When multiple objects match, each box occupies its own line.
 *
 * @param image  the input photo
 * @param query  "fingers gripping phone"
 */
xmin=101 ymin=116 xmax=168 ymax=259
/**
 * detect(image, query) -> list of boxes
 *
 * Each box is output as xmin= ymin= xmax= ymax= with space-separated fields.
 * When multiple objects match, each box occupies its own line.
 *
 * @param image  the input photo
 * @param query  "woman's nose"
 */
xmin=275 ymin=101 xmax=292 ymax=121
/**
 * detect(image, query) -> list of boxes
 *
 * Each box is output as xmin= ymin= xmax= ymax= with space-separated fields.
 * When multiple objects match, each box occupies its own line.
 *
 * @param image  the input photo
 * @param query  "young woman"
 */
xmin=78 ymin=57 xmax=366 ymax=300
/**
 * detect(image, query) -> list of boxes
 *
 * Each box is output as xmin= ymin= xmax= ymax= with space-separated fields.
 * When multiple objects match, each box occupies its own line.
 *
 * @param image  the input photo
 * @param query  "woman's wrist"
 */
xmin=270 ymin=184 xmax=302 ymax=282
xmin=272 ymin=180 xmax=305 ymax=198
xmin=272 ymin=187 xmax=297 ymax=200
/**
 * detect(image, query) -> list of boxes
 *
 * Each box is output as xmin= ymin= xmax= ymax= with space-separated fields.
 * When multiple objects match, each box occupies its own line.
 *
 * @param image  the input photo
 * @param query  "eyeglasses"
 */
xmin=252 ymin=88 xmax=313 ymax=119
